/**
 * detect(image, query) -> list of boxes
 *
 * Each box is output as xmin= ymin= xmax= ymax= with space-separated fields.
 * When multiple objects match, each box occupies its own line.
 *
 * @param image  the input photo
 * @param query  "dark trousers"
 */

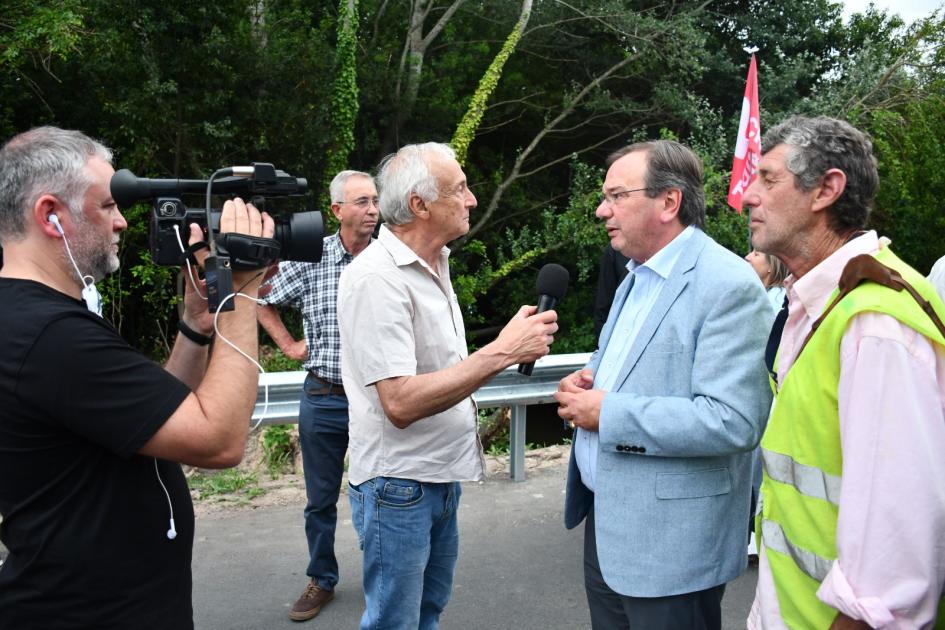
xmin=299 ymin=373 xmax=349 ymax=591
xmin=583 ymin=505 xmax=725 ymax=630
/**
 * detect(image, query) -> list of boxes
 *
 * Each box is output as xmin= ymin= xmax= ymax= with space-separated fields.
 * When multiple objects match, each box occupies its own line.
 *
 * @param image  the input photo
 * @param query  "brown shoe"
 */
xmin=289 ymin=580 xmax=334 ymax=622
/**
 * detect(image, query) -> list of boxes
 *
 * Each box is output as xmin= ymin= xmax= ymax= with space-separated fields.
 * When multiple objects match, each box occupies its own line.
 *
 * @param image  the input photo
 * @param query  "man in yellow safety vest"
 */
xmin=744 ymin=115 xmax=945 ymax=629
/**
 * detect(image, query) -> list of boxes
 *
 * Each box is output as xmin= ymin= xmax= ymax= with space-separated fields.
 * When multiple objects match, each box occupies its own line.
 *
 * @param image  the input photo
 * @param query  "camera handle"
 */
xmin=217 ymin=233 xmax=282 ymax=271
xmin=181 ymin=236 xmax=279 ymax=313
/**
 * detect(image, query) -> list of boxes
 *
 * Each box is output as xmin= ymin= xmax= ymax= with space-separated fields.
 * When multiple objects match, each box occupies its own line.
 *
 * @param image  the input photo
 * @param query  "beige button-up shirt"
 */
xmin=338 ymin=225 xmax=485 ymax=486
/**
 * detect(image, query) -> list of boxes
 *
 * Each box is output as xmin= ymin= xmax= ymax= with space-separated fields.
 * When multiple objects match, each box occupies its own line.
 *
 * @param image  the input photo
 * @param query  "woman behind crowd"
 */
xmin=746 ymin=249 xmax=787 ymax=314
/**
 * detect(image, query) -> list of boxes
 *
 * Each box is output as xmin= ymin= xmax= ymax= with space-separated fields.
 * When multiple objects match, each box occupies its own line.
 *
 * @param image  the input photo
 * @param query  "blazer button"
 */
xmin=628 ymin=445 xmax=639 ymax=453
xmin=638 ymin=446 xmax=646 ymax=453
xmin=616 ymin=444 xmax=625 ymax=452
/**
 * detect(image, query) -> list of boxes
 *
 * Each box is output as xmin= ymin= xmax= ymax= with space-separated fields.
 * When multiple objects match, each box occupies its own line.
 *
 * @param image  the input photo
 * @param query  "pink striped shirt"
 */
xmin=748 ymin=232 xmax=945 ymax=629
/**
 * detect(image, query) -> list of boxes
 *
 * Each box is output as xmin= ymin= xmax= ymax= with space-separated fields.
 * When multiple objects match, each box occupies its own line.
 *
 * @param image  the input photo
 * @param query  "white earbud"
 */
xmin=49 ymin=213 xmax=64 ymax=234
xmin=154 ymin=459 xmax=177 ymax=542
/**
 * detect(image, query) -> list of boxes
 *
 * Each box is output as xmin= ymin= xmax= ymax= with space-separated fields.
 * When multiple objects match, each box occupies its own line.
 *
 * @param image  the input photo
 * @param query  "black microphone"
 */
xmin=518 ymin=263 xmax=569 ymax=376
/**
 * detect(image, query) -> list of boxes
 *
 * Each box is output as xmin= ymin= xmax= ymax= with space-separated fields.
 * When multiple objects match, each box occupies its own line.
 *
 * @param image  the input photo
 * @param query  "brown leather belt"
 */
xmin=307 ymin=373 xmax=345 ymax=397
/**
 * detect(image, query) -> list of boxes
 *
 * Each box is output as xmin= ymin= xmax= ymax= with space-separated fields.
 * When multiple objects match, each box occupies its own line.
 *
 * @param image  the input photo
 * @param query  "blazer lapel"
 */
xmin=609 ymin=230 xmax=707 ymax=390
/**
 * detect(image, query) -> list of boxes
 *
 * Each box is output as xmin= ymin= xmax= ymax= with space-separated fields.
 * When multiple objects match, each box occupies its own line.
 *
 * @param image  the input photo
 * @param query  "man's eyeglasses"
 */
xmin=340 ymin=196 xmax=380 ymax=209
xmin=600 ymin=187 xmax=652 ymax=206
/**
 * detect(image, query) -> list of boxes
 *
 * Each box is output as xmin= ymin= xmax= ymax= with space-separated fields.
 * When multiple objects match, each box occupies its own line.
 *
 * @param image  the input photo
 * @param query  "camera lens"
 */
xmin=276 ymin=211 xmax=323 ymax=263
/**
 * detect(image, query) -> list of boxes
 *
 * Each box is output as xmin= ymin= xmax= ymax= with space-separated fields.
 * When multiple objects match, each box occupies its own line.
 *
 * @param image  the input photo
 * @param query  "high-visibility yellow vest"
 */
xmin=759 ymin=247 xmax=945 ymax=629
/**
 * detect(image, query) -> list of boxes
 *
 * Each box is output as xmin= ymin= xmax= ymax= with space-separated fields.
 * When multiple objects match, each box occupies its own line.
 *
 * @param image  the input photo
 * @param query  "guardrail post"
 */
xmin=509 ymin=404 xmax=527 ymax=482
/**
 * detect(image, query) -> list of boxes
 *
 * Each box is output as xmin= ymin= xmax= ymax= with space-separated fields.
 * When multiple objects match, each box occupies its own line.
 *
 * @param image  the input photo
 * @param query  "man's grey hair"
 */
xmin=0 ymin=126 xmax=112 ymax=245
xmin=376 ymin=143 xmax=456 ymax=226
xmin=607 ymin=140 xmax=706 ymax=229
xmin=762 ymin=115 xmax=878 ymax=234
xmin=329 ymin=170 xmax=375 ymax=204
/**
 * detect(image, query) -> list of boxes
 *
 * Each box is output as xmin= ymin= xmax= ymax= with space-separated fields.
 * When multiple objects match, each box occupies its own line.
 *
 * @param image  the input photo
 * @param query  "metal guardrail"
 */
xmin=252 ymin=352 xmax=592 ymax=481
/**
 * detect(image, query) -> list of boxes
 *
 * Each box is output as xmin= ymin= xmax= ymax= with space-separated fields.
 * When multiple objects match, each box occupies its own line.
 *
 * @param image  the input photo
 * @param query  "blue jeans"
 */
xmin=299 ymin=373 xmax=349 ymax=591
xmin=348 ymin=477 xmax=462 ymax=630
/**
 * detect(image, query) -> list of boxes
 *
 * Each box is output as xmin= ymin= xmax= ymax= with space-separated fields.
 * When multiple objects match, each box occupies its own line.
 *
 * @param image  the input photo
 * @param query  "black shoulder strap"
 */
xmin=765 ymin=295 xmax=789 ymax=385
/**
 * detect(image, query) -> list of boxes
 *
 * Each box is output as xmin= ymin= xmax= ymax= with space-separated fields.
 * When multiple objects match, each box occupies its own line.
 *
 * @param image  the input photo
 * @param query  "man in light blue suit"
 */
xmin=555 ymin=140 xmax=772 ymax=630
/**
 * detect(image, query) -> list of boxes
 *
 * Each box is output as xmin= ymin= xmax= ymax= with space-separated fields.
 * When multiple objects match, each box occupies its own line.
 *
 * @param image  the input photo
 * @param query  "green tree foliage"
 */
xmin=0 ymin=1 xmax=85 ymax=70
xmin=860 ymin=13 xmax=945 ymax=273
xmin=1 ymin=0 xmax=337 ymax=357
xmin=869 ymin=101 xmax=945 ymax=273
xmin=786 ymin=10 xmax=945 ymax=272
xmin=698 ymin=0 xmax=847 ymax=115
xmin=0 ymin=0 xmax=86 ymax=138
xmin=3 ymin=0 xmax=943 ymax=359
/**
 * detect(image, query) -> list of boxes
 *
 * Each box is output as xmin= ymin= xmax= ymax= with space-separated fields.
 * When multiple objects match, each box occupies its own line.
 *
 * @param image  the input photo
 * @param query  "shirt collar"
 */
xmin=378 ymin=224 xmax=450 ymax=274
xmin=322 ymin=232 xmax=348 ymax=263
xmin=325 ymin=231 xmax=375 ymax=263
xmin=787 ymin=230 xmax=880 ymax=320
xmin=628 ymin=225 xmax=696 ymax=279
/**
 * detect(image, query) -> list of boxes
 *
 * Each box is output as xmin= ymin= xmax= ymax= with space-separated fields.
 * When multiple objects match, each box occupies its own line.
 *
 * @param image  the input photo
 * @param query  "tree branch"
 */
xmin=421 ymin=0 xmax=469 ymax=49
xmin=515 ymin=127 xmax=637 ymax=179
xmin=461 ymin=49 xmax=641 ymax=243
xmin=369 ymin=0 xmax=392 ymax=50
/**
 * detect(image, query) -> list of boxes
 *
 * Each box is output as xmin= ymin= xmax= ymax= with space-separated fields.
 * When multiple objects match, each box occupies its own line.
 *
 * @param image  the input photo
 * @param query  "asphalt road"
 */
xmin=192 ymin=464 xmax=756 ymax=630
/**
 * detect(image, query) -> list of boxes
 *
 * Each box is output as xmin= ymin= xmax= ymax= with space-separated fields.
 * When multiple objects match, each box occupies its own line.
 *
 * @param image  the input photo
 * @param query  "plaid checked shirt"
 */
xmin=261 ymin=232 xmax=362 ymax=383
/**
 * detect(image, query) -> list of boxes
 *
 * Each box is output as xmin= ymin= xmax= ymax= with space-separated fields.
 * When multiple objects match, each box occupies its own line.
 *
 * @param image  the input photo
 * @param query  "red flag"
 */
xmin=727 ymin=55 xmax=760 ymax=212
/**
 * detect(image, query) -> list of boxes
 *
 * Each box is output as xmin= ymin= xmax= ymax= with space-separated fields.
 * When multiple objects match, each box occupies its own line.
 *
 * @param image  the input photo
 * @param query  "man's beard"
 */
xmin=67 ymin=215 xmax=119 ymax=282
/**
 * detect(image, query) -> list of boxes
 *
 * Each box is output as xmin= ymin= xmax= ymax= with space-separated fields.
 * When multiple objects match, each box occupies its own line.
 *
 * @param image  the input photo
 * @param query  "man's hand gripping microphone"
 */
xmin=518 ymin=263 xmax=569 ymax=376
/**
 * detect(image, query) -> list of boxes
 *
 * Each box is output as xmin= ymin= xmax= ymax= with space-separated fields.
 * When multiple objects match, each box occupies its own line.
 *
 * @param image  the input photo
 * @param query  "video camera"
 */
xmin=111 ymin=163 xmax=324 ymax=312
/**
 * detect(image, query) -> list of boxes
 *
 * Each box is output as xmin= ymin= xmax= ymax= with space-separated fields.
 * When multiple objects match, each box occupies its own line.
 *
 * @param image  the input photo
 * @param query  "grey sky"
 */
xmin=842 ymin=0 xmax=943 ymax=24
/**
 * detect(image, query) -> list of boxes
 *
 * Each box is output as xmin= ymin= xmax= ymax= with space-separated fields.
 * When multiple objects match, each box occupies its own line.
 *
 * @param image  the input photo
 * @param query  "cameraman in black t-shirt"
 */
xmin=0 ymin=126 xmax=273 ymax=629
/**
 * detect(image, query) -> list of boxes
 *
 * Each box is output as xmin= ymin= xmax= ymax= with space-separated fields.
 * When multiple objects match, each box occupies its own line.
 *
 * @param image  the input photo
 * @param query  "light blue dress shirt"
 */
xmin=575 ymin=226 xmax=695 ymax=491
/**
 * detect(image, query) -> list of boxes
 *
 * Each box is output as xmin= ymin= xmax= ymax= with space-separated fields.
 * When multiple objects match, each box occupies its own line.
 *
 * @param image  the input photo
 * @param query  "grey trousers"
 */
xmin=583 ymin=504 xmax=726 ymax=630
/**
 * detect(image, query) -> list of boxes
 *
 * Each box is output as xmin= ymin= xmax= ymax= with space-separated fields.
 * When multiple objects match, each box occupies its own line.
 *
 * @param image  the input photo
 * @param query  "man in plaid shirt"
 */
xmin=257 ymin=170 xmax=378 ymax=622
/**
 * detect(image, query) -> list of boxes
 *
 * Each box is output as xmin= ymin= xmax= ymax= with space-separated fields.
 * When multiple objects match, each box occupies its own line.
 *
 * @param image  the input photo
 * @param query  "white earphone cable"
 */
xmin=50 ymin=215 xmax=94 ymax=290
xmin=153 ymin=458 xmax=177 ymax=540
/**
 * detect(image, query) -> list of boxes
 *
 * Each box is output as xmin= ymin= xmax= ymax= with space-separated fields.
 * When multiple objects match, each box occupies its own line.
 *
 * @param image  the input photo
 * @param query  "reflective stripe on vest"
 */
xmin=762 ymin=519 xmax=832 ymax=582
xmin=762 ymin=449 xmax=841 ymax=506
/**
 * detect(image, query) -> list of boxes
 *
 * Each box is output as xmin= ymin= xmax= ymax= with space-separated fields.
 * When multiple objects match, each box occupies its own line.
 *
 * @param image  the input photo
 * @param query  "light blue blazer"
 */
xmin=564 ymin=228 xmax=773 ymax=597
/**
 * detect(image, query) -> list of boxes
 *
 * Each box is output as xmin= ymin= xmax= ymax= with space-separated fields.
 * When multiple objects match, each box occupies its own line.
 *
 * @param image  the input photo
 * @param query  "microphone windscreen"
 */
xmin=536 ymin=263 xmax=569 ymax=301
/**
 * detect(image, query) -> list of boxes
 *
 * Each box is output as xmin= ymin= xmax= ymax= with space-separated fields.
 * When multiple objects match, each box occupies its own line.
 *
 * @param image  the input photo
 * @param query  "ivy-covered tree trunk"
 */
xmin=450 ymin=0 xmax=531 ymax=166
xmin=321 ymin=0 xmax=360 ymax=209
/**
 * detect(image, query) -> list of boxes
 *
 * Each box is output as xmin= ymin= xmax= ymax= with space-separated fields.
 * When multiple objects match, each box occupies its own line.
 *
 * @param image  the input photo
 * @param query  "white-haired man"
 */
xmin=338 ymin=142 xmax=558 ymax=629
